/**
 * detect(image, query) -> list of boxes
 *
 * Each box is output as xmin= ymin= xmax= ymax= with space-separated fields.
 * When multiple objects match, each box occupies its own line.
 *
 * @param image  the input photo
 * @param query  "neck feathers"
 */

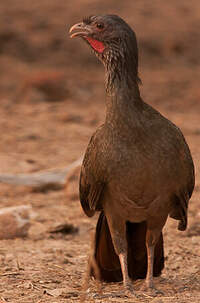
xmin=104 ymin=37 xmax=141 ymax=95
xmin=103 ymin=38 xmax=143 ymax=124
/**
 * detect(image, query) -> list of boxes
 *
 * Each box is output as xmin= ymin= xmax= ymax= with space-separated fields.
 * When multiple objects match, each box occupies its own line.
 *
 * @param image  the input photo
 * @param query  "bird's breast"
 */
xmin=86 ymin=120 xmax=193 ymax=207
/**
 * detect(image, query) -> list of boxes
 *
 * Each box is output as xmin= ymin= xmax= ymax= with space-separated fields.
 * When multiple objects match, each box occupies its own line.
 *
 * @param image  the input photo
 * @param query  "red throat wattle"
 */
xmin=85 ymin=37 xmax=105 ymax=53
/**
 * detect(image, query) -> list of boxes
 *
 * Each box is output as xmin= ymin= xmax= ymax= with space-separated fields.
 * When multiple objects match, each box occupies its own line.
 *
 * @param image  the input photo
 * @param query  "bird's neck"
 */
xmin=105 ymin=63 xmax=143 ymax=125
xmin=105 ymin=62 xmax=140 ymax=94
xmin=103 ymin=39 xmax=140 ymax=94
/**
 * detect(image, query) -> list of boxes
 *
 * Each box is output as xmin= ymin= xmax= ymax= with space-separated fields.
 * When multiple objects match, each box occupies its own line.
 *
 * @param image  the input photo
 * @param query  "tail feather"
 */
xmin=91 ymin=211 xmax=164 ymax=282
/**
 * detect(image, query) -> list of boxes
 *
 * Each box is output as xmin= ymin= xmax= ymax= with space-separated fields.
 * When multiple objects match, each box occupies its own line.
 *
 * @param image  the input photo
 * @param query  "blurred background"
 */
xmin=0 ymin=0 xmax=199 ymax=302
xmin=0 ymin=0 xmax=199 ymax=171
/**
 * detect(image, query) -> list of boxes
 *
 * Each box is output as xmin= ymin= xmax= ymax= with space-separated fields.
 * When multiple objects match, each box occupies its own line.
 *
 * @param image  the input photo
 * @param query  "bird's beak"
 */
xmin=69 ymin=22 xmax=92 ymax=38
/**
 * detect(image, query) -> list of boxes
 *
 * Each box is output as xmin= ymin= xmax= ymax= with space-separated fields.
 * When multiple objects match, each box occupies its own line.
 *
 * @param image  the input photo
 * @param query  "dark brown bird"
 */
xmin=69 ymin=15 xmax=195 ymax=294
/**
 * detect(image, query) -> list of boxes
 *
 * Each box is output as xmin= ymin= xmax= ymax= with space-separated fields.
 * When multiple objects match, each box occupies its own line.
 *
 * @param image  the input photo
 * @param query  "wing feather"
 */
xmin=79 ymin=167 xmax=105 ymax=217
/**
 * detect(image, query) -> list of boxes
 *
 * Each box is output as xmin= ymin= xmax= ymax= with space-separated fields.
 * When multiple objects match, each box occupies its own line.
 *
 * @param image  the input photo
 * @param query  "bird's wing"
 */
xmin=79 ymin=164 xmax=105 ymax=217
xmin=79 ymin=127 xmax=106 ymax=217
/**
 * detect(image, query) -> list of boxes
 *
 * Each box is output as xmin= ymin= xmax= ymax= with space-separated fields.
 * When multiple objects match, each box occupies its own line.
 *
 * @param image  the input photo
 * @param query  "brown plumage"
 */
xmin=69 ymin=14 xmax=195 ymax=295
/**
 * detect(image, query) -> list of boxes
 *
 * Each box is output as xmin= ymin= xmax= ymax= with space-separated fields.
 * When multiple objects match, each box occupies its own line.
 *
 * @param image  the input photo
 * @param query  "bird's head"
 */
xmin=69 ymin=15 xmax=140 ymax=90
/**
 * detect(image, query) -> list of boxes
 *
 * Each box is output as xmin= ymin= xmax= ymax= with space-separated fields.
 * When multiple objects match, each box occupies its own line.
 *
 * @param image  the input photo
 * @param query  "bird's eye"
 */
xmin=96 ymin=23 xmax=104 ymax=30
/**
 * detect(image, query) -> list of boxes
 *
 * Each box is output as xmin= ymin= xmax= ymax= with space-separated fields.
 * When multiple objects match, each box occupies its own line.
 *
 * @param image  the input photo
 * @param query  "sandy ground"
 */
xmin=0 ymin=1 xmax=199 ymax=302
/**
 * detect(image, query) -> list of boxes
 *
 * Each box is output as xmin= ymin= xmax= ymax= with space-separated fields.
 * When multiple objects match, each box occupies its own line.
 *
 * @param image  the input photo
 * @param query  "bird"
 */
xmin=69 ymin=14 xmax=195 ymax=295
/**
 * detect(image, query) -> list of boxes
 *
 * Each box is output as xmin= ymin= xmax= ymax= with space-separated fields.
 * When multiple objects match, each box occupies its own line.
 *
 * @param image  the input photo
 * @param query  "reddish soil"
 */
xmin=0 ymin=1 xmax=199 ymax=302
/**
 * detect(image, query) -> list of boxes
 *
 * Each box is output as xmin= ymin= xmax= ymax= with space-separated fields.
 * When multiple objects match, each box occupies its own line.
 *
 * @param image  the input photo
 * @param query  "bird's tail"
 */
xmin=90 ymin=211 xmax=164 ymax=282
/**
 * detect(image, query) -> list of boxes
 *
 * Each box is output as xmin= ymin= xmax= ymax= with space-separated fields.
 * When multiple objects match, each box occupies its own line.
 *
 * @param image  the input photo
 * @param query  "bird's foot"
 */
xmin=140 ymin=282 xmax=163 ymax=297
xmin=125 ymin=283 xmax=133 ymax=296
xmin=93 ymin=290 xmax=139 ymax=299
xmin=124 ymin=281 xmax=140 ymax=298
xmin=92 ymin=284 xmax=140 ymax=300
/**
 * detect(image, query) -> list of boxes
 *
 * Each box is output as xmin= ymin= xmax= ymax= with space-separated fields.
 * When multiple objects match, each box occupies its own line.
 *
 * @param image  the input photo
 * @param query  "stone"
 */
xmin=0 ymin=205 xmax=35 ymax=239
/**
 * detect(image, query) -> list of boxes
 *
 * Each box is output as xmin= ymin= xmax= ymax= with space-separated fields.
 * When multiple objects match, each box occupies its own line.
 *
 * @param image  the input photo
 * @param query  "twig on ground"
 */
xmin=0 ymin=272 xmax=21 ymax=276
xmin=0 ymin=157 xmax=83 ymax=187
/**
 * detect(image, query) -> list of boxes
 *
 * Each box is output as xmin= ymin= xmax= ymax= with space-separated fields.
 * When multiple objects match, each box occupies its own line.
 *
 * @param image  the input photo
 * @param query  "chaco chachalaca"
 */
xmin=69 ymin=14 xmax=195 ymax=294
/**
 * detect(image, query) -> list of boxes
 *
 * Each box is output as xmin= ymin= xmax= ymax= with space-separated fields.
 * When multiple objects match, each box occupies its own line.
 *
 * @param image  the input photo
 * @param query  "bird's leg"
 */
xmin=141 ymin=227 xmax=162 ymax=293
xmin=146 ymin=244 xmax=155 ymax=288
xmin=119 ymin=251 xmax=133 ymax=294
xmin=144 ymin=228 xmax=158 ymax=290
xmin=105 ymin=212 xmax=133 ymax=295
xmin=143 ymin=238 xmax=164 ymax=296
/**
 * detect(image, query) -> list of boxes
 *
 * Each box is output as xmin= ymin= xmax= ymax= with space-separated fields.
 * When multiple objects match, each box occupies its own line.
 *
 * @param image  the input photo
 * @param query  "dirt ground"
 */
xmin=0 ymin=1 xmax=199 ymax=302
